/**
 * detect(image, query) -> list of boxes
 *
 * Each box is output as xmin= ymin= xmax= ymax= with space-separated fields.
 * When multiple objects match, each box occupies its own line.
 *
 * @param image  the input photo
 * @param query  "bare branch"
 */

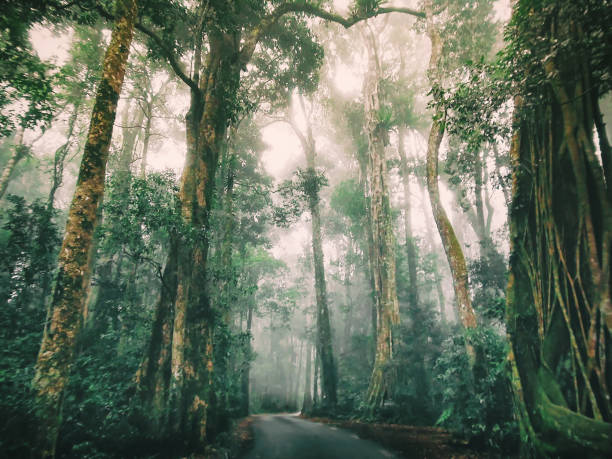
xmin=240 ymin=2 xmax=425 ymax=63
xmin=135 ymin=23 xmax=200 ymax=94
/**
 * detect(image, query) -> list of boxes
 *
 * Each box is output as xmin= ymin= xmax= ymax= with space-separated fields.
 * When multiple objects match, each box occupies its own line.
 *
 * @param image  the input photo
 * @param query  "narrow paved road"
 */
xmin=242 ymin=413 xmax=398 ymax=459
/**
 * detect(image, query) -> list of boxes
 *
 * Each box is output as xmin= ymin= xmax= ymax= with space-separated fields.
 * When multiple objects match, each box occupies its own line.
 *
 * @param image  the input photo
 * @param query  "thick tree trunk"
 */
xmin=168 ymin=33 xmax=242 ymax=446
xmin=363 ymin=28 xmax=400 ymax=409
xmin=506 ymin=3 xmax=612 ymax=454
xmin=31 ymin=1 xmax=137 ymax=456
xmin=309 ymin=183 xmax=337 ymax=408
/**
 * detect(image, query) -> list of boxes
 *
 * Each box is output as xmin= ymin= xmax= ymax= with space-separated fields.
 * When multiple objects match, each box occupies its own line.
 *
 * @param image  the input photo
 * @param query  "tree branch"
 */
xmin=93 ymin=3 xmax=200 ymax=94
xmin=240 ymin=2 xmax=425 ymax=64
xmin=135 ymin=22 xmax=200 ymax=94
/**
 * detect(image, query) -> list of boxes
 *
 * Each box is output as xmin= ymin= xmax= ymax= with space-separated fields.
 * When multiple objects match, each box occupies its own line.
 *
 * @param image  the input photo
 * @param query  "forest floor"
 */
xmin=303 ymin=416 xmax=491 ymax=458
xmin=204 ymin=416 xmax=255 ymax=458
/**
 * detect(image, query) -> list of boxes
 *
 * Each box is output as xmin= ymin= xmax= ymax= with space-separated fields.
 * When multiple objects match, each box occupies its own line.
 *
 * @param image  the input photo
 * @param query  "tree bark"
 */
xmin=424 ymin=1 xmax=478 ymax=365
xmin=362 ymin=26 xmax=400 ymax=409
xmin=506 ymin=2 xmax=612 ymax=453
xmin=31 ymin=1 xmax=137 ymax=456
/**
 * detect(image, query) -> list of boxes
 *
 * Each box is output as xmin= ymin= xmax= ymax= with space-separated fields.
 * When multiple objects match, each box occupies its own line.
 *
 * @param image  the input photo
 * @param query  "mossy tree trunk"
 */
xmin=362 ymin=26 xmax=400 ymax=409
xmin=424 ymin=1 xmax=478 ymax=365
xmin=506 ymin=2 xmax=612 ymax=455
xmin=31 ymin=1 xmax=137 ymax=456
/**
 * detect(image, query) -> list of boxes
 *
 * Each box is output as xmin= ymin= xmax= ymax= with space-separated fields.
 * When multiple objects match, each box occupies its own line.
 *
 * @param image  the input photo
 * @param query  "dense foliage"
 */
xmin=0 ymin=0 xmax=610 ymax=457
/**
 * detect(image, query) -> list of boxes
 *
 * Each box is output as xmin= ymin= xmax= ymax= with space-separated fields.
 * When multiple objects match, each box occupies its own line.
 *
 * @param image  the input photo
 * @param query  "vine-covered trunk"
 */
xmin=506 ymin=2 xmax=612 ymax=455
xmin=424 ymin=2 xmax=478 ymax=365
xmin=363 ymin=28 xmax=400 ymax=409
xmin=31 ymin=1 xmax=137 ymax=456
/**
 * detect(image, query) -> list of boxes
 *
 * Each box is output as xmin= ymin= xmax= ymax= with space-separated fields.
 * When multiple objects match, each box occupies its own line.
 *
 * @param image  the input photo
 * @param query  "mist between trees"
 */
xmin=0 ymin=0 xmax=611 ymax=458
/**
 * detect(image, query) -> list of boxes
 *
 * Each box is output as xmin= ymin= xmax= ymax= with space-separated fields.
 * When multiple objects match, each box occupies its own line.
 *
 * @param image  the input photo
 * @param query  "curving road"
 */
xmin=242 ymin=414 xmax=398 ymax=459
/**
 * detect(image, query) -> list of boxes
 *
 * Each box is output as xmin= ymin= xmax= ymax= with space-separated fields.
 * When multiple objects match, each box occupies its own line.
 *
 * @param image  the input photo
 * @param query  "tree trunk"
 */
xmin=363 ymin=27 xmax=400 ymax=409
xmin=343 ymin=240 xmax=353 ymax=353
xmin=168 ymin=33 xmax=242 ymax=446
xmin=289 ymin=95 xmax=337 ymax=408
xmin=0 ymin=127 xmax=26 ymax=200
xmin=506 ymin=2 xmax=612 ymax=454
xmin=313 ymin=347 xmax=319 ymax=406
xmin=139 ymin=99 xmax=152 ymax=177
xmin=302 ymin=343 xmax=313 ymax=413
xmin=133 ymin=238 xmax=178 ymax=436
xmin=47 ymin=97 xmax=82 ymax=211
xmin=240 ymin=301 xmax=253 ymax=416
xmin=398 ymin=126 xmax=430 ymax=409
xmin=424 ymin=2 xmax=478 ymax=365
xmin=31 ymin=1 xmax=137 ymax=456
xmin=398 ymin=127 xmax=419 ymax=309
xmin=357 ymin=152 xmax=378 ymax=352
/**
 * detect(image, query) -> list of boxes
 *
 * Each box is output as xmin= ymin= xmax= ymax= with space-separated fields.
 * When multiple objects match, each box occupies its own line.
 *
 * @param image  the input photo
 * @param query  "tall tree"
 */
xmin=31 ymin=1 xmax=138 ymax=456
xmin=424 ymin=0 xmax=479 ymax=364
xmin=285 ymin=94 xmax=338 ymax=408
xmin=361 ymin=24 xmax=401 ymax=409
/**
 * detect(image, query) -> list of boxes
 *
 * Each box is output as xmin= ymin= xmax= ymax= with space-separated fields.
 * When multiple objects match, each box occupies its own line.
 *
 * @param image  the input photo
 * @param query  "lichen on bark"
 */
xmin=30 ymin=1 xmax=138 ymax=457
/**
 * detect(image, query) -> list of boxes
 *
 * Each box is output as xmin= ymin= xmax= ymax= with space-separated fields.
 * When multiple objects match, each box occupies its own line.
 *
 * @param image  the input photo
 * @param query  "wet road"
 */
xmin=242 ymin=414 xmax=398 ymax=459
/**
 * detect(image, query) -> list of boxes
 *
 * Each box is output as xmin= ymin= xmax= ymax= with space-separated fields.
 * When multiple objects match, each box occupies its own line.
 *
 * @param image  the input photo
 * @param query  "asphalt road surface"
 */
xmin=242 ymin=414 xmax=398 ymax=459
